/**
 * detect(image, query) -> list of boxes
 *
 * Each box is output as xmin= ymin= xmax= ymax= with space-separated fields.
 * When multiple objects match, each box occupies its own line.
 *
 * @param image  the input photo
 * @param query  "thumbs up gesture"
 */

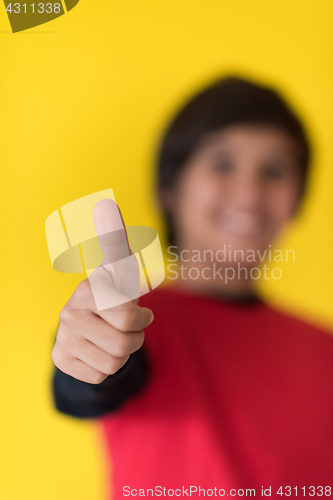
xmin=52 ymin=200 xmax=154 ymax=384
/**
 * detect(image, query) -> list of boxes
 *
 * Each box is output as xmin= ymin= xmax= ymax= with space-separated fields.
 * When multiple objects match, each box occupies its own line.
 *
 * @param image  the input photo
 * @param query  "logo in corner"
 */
xmin=3 ymin=0 xmax=79 ymax=33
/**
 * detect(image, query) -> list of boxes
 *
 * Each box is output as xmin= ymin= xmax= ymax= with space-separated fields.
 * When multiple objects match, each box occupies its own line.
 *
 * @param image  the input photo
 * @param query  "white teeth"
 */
xmin=222 ymin=211 xmax=262 ymax=237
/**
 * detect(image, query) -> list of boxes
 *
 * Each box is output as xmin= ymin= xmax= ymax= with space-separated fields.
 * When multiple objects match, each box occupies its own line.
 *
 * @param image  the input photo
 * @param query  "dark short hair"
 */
xmin=155 ymin=75 xmax=312 ymax=246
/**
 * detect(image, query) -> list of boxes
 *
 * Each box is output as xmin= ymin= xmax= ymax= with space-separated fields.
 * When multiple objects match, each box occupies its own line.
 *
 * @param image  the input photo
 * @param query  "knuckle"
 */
xmin=73 ymin=279 xmax=92 ymax=307
xmin=55 ymin=326 xmax=68 ymax=346
xmin=59 ymin=307 xmax=77 ymax=323
xmin=127 ymin=331 xmax=145 ymax=354
xmin=59 ymin=308 xmax=89 ymax=327
xmin=100 ymin=356 xmax=114 ymax=375
xmin=75 ymin=278 xmax=91 ymax=297
xmin=100 ymin=355 xmax=124 ymax=376
xmin=51 ymin=345 xmax=60 ymax=367
xmin=135 ymin=331 xmax=145 ymax=351
xmin=120 ymin=314 xmax=134 ymax=332
xmin=111 ymin=356 xmax=129 ymax=375
xmin=116 ymin=308 xmax=136 ymax=332
xmin=51 ymin=343 xmax=68 ymax=370
xmin=90 ymin=371 xmax=108 ymax=385
xmin=112 ymin=336 xmax=131 ymax=358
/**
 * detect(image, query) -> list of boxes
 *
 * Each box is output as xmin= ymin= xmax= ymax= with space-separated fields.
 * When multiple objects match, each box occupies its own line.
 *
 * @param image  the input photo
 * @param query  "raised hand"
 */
xmin=52 ymin=199 xmax=154 ymax=384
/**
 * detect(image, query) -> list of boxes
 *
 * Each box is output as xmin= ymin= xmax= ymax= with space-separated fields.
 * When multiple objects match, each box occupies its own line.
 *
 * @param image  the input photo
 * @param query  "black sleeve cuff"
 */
xmin=52 ymin=346 xmax=150 ymax=419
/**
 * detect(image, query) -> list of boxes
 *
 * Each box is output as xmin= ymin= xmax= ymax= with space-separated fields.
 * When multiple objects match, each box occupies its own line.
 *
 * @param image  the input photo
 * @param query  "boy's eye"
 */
xmin=211 ymin=155 xmax=233 ymax=173
xmin=261 ymin=161 xmax=289 ymax=180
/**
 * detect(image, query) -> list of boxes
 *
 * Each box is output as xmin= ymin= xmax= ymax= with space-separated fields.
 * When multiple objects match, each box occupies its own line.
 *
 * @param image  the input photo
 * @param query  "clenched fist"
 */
xmin=52 ymin=199 xmax=154 ymax=384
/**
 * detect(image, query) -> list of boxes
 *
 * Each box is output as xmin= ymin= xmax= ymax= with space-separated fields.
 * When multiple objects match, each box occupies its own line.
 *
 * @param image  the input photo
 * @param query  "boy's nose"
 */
xmin=227 ymin=175 xmax=264 ymax=212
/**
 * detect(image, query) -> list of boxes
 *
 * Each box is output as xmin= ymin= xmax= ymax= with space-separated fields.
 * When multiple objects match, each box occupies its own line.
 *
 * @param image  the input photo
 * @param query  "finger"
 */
xmin=75 ymin=338 xmax=130 ymax=375
xmin=92 ymin=199 xmax=141 ymax=309
xmin=93 ymin=199 xmax=131 ymax=266
xmin=81 ymin=318 xmax=145 ymax=357
xmin=59 ymin=358 xmax=116 ymax=385
xmin=97 ymin=304 xmax=154 ymax=332
xmin=88 ymin=264 xmax=141 ymax=310
xmin=68 ymin=310 xmax=146 ymax=355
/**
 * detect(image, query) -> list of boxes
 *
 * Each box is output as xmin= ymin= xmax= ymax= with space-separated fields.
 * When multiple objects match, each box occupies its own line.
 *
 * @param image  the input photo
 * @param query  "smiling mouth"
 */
xmin=220 ymin=211 xmax=264 ymax=238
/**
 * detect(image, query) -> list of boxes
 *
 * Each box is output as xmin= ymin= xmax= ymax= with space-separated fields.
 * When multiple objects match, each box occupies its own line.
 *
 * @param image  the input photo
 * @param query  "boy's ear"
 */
xmin=156 ymin=188 xmax=175 ymax=214
xmin=291 ymin=181 xmax=307 ymax=218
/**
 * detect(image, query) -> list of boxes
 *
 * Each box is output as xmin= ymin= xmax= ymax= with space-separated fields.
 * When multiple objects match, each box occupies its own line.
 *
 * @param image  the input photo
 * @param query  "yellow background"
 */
xmin=1 ymin=1 xmax=333 ymax=499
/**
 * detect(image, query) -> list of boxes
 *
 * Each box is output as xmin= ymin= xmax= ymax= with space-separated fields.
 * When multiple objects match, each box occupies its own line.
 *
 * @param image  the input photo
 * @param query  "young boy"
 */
xmin=52 ymin=76 xmax=333 ymax=499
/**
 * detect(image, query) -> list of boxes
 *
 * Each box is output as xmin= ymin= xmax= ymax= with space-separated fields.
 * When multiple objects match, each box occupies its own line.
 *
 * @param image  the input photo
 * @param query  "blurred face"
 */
xmin=165 ymin=125 xmax=303 ymax=265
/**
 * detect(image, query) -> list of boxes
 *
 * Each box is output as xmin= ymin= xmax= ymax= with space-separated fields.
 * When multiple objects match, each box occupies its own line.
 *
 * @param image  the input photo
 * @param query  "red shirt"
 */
xmin=100 ymin=285 xmax=333 ymax=499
